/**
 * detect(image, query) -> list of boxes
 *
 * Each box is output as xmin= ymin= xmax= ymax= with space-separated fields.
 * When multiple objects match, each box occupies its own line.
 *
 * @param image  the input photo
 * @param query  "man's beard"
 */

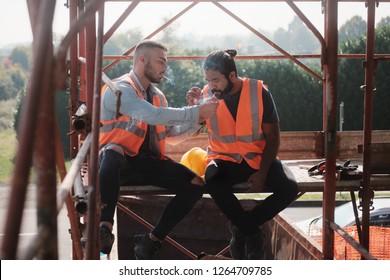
xmin=212 ymin=79 xmax=234 ymax=100
xmin=144 ymin=61 xmax=164 ymax=84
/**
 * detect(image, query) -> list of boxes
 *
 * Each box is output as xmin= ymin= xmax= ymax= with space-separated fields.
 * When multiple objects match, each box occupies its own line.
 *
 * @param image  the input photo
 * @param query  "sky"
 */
xmin=0 ymin=0 xmax=390 ymax=48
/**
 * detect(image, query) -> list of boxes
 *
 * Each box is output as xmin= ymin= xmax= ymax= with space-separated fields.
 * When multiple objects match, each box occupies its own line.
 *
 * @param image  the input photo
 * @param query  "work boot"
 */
xmin=246 ymin=227 xmax=266 ymax=260
xmin=228 ymin=222 xmax=246 ymax=259
xmin=134 ymin=233 xmax=161 ymax=260
xmin=100 ymin=225 xmax=115 ymax=255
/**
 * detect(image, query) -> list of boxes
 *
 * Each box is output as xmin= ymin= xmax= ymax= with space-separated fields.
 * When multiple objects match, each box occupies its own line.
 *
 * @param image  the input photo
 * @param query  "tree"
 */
xmin=338 ymin=22 xmax=390 ymax=130
xmin=273 ymin=27 xmax=289 ymax=51
xmin=273 ymin=16 xmax=319 ymax=54
xmin=103 ymin=29 xmax=143 ymax=79
xmin=9 ymin=46 xmax=31 ymax=71
xmin=372 ymin=23 xmax=390 ymax=130
xmin=339 ymin=15 xmax=366 ymax=44
xmin=13 ymin=89 xmax=71 ymax=159
xmin=0 ymin=67 xmax=14 ymax=100
xmin=238 ymin=59 xmax=323 ymax=131
xmin=377 ymin=16 xmax=390 ymax=29
xmin=9 ymin=65 xmax=28 ymax=92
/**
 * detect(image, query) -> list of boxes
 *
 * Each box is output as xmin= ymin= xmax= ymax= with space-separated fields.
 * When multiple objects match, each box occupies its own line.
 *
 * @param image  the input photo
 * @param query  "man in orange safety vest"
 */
xmin=99 ymin=40 xmax=218 ymax=259
xmin=186 ymin=50 xmax=298 ymax=259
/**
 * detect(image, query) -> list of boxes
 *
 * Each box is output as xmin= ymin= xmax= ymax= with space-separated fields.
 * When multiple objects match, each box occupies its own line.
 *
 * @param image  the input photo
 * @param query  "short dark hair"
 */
xmin=203 ymin=49 xmax=238 ymax=78
xmin=134 ymin=40 xmax=167 ymax=56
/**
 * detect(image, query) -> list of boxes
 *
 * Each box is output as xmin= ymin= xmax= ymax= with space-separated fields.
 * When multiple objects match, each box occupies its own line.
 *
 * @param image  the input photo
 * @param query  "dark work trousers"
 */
xmin=99 ymin=149 xmax=203 ymax=240
xmin=205 ymin=159 xmax=299 ymax=235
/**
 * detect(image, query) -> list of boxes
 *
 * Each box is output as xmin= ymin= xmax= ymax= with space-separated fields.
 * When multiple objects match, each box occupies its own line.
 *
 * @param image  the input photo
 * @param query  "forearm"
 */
xmin=165 ymin=123 xmax=204 ymax=146
xmin=258 ymin=138 xmax=279 ymax=174
xmin=258 ymin=125 xmax=280 ymax=174
xmin=102 ymin=86 xmax=201 ymax=125
xmin=138 ymin=105 xmax=200 ymax=126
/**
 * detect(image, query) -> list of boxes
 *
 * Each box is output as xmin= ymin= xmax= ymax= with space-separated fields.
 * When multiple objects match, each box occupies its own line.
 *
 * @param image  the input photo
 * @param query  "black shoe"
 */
xmin=228 ymin=222 xmax=246 ymax=259
xmin=246 ymin=228 xmax=266 ymax=260
xmin=100 ymin=225 xmax=115 ymax=255
xmin=134 ymin=234 xmax=161 ymax=260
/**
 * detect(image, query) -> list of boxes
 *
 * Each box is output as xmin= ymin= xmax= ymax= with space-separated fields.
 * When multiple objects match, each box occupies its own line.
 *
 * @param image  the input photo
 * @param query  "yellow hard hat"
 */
xmin=180 ymin=147 xmax=207 ymax=177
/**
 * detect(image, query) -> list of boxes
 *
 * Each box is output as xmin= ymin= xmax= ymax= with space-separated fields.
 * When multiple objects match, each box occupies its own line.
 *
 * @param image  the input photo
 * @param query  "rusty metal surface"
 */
xmin=1 ymin=0 xmax=57 ymax=260
xmin=322 ymin=0 xmax=338 ymax=260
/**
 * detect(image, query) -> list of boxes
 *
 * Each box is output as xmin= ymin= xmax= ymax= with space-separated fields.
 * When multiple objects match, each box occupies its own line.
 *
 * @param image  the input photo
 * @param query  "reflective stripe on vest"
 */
xmin=204 ymin=78 xmax=265 ymax=169
xmin=99 ymin=74 xmax=167 ymax=158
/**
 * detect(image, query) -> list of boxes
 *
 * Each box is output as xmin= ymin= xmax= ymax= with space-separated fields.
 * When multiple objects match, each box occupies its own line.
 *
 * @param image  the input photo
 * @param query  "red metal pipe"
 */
xmin=360 ymin=0 xmax=376 ymax=256
xmin=212 ymin=0 xmax=322 ymax=81
xmin=55 ymin=120 xmax=85 ymax=260
xmin=56 ymin=0 xmax=104 ymax=90
xmin=84 ymin=0 xmax=98 ymax=260
xmin=34 ymin=36 xmax=57 ymax=260
xmin=117 ymin=202 xmax=198 ymax=259
xmin=0 ymin=0 xmax=56 ymax=260
xmin=285 ymin=0 xmax=327 ymax=66
xmin=69 ymin=0 xmax=80 ymax=160
xmin=104 ymin=0 xmax=140 ymax=43
xmin=103 ymin=54 xmax=390 ymax=62
xmin=85 ymin=3 xmax=105 ymax=260
xmin=322 ymin=0 xmax=338 ymax=260
xmin=103 ymin=2 xmax=199 ymax=72
xmin=329 ymin=222 xmax=376 ymax=260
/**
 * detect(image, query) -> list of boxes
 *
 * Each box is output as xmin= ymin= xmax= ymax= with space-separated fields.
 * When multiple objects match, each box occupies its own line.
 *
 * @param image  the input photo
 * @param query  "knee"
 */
xmin=191 ymin=175 xmax=205 ymax=187
xmin=188 ymin=183 xmax=204 ymax=201
xmin=100 ymin=149 xmax=124 ymax=170
xmin=272 ymin=180 xmax=298 ymax=203
xmin=285 ymin=180 xmax=299 ymax=200
xmin=204 ymin=178 xmax=221 ymax=197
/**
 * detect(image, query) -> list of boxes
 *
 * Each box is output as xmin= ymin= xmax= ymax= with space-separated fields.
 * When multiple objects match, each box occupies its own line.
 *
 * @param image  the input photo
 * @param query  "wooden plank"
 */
xmin=119 ymin=160 xmax=390 ymax=194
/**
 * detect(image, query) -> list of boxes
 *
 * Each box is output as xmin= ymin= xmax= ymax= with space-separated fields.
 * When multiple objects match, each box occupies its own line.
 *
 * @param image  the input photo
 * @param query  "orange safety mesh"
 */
xmin=310 ymin=226 xmax=390 ymax=260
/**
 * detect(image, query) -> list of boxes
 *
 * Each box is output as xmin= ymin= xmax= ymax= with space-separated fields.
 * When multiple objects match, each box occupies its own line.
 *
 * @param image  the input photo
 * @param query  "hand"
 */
xmin=198 ymin=102 xmax=218 ymax=123
xmin=186 ymin=87 xmax=202 ymax=105
xmin=247 ymin=171 xmax=266 ymax=193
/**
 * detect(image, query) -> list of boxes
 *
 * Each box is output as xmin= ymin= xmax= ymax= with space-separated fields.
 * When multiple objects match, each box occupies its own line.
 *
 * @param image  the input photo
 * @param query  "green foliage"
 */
xmin=12 ymin=88 xmax=26 ymax=134
xmin=0 ymin=47 xmax=29 ymax=101
xmin=13 ymin=89 xmax=71 ymax=159
xmin=56 ymin=90 xmax=71 ymax=159
xmin=339 ymin=15 xmax=366 ymax=43
xmin=160 ymin=59 xmax=204 ymax=107
xmin=103 ymin=29 xmax=143 ymax=78
xmin=338 ymin=20 xmax=390 ymax=130
xmin=104 ymin=29 xmax=143 ymax=55
xmin=0 ymin=98 xmax=17 ymax=131
xmin=239 ymin=60 xmax=323 ymax=131
xmin=273 ymin=16 xmax=320 ymax=53
xmin=9 ymin=46 xmax=31 ymax=70
xmin=0 ymin=128 xmax=16 ymax=182
xmin=372 ymin=23 xmax=390 ymax=130
xmin=377 ymin=16 xmax=390 ymax=29
xmin=0 ymin=67 xmax=15 ymax=100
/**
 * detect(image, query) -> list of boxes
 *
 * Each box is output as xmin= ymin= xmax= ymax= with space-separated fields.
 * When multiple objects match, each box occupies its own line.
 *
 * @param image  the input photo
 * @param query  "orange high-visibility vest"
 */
xmin=99 ymin=74 xmax=167 ymax=158
xmin=204 ymin=78 xmax=265 ymax=169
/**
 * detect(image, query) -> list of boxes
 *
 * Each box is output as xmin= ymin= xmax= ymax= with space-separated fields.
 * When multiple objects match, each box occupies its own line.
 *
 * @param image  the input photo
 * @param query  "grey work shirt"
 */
xmin=101 ymin=70 xmax=204 ymax=146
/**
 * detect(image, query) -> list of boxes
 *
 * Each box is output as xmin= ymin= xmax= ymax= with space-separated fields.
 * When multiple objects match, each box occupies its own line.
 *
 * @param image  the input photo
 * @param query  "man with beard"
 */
xmin=186 ymin=50 xmax=298 ymax=259
xmin=98 ymin=40 xmax=218 ymax=259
